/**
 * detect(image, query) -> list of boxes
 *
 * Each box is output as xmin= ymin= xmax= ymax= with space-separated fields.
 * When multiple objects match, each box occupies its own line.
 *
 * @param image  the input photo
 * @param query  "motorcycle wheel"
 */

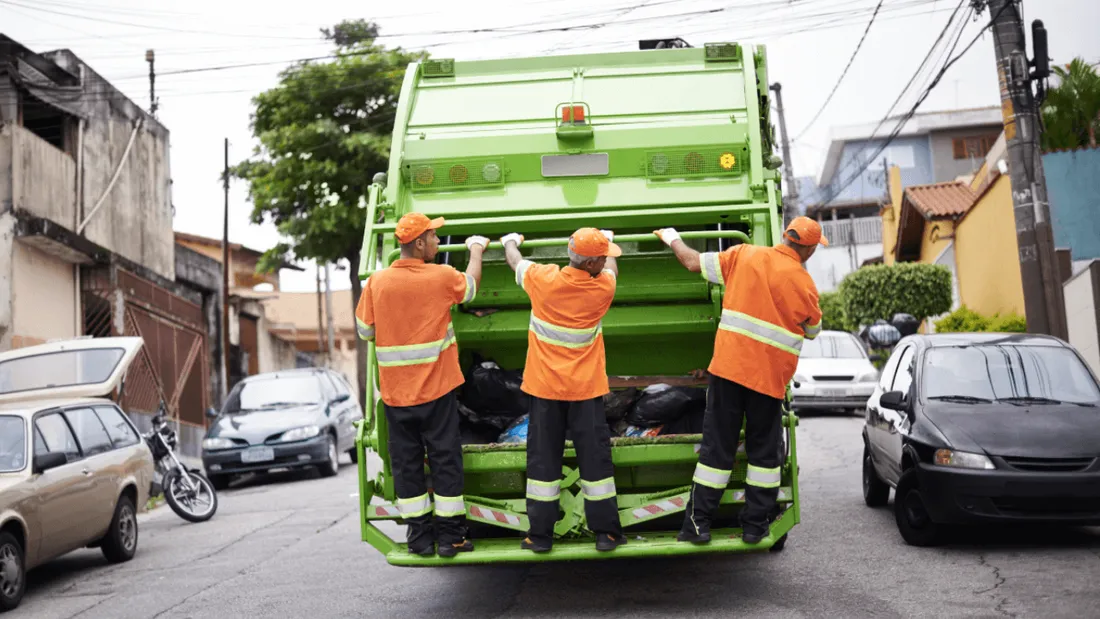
xmin=164 ymin=469 xmax=219 ymax=523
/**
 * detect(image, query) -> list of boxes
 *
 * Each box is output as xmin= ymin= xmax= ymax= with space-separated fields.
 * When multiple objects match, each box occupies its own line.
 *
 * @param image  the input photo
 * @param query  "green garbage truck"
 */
xmin=354 ymin=41 xmax=800 ymax=565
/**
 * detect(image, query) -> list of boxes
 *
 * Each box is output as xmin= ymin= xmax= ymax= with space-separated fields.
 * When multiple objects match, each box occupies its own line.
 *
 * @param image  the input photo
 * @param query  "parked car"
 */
xmin=201 ymin=368 xmax=361 ymax=489
xmin=791 ymin=330 xmax=880 ymax=413
xmin=861 ymin=333 xmax=1100 ymax=546
xmin=0 ymin=337 xmax=154 ymax=612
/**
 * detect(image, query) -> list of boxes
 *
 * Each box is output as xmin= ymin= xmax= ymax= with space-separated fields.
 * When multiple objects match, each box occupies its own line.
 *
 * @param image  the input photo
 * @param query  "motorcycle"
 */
xmin=144 ymin=402 xmax=218 ymax=523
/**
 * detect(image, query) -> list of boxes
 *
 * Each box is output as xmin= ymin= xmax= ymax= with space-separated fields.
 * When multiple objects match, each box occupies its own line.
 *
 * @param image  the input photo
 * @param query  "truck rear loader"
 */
xmin=354 ymin=41 xmax=801 ymax=565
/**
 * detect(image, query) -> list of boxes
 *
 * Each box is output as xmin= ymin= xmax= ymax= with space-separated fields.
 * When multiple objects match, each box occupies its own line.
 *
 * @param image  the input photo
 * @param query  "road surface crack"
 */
xmin=973 ymin=554 xmax=1015 ymax=618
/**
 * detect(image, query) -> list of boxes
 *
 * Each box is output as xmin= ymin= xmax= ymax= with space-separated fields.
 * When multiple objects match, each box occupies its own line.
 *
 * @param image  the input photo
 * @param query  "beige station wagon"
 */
xmin=0 ymin=337 xmax=154 ymax=612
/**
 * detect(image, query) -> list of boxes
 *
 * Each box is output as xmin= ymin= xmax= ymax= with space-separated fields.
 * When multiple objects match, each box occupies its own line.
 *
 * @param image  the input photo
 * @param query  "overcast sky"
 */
xmin=5 ymin=0 xmax=1097 ymax=292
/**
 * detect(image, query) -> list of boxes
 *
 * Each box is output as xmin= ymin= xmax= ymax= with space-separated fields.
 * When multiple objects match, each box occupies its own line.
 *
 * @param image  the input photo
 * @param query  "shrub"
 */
xmin=819 ymin=291 xmax=849 ymax=332
xmin=934 ymin=306 xmax=1027 ymax=333
xmin=838 ymin=263 xmax=953 ymax=328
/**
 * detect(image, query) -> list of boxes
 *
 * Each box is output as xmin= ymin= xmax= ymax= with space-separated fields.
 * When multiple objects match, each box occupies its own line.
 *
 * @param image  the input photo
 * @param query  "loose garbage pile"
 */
xmin=458 ymin=360 xmax=706 ymax=444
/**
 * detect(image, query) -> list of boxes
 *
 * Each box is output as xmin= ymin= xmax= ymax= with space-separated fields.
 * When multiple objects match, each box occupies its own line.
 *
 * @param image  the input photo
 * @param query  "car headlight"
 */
xmin=934 ymin=449 xmax=994 ymax=470
xmin=202 ymin=437 xmax=236 ymax=451
xmin=279 ymin=425 xmax=321 ymax=442
xmin=857 ymin=370 xmax=879 ymax=382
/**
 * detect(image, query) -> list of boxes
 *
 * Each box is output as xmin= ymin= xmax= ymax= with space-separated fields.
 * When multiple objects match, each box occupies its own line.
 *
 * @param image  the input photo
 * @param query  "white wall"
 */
xmin=1065 ymin=261 xmax=1100 ymax=378
xmin=806 ymin=243 xmax=884 ymax=293
xmin=11 ymin=240 xmax=77 ymax=347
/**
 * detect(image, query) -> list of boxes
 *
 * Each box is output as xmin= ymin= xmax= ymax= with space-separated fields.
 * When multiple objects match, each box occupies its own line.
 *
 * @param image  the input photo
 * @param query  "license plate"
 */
xmin=819 ymin=388 xmax=851 ymax=397
xmin=241 ymin=446 xmax=275 ymax=463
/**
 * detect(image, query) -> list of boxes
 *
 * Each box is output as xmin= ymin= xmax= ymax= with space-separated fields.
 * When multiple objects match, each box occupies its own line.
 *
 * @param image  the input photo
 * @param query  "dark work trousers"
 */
xmin=385 ymin=389 xmax=467 ymax=552
xmin=526 ymin=396 xmax=623 ymax=548
xmin=680 ymin=375 xmax=784 ymax=539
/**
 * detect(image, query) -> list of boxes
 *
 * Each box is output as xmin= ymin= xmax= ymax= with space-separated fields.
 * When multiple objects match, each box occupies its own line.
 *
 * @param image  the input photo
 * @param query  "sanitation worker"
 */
xmin=654 ymin=216 xmax=825 ymax=545
xmin=355 ymin=212 xmax=488 ymax=558
xmin=502 ymin=228 xmax=627 ymax=553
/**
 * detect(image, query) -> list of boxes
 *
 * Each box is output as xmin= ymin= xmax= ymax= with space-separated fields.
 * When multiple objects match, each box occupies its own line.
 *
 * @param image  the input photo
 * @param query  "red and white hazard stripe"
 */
xmin=631 ymin=496 xmax=686 ymax=520
xmin=373 ymin=504 xmax=400 ymax=517
xmin=469 ymin=505 xmax=521 ymax=526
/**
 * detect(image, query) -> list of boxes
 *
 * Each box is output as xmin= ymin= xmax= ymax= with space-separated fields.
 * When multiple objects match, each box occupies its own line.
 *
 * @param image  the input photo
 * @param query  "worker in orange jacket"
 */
xmin=502 ymin=228 xmax=627 ymax=553
xmin=355 ymin=212 xmax=488 ymax=558
xmin=655 ymin=216 xmax=825 ymax=545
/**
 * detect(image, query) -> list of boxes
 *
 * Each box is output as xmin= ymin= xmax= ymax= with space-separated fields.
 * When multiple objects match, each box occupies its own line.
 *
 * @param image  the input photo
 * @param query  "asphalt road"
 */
xmin=16 ymin=413 xmax=1100 ymax=619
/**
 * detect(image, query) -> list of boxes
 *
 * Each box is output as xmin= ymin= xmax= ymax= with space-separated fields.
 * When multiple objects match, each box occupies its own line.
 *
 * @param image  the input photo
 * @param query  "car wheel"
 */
xmin=0 ymin=532 xmax=26 ymax=611
xmin=319 ymin=435 xmax=339 ymax=478
xmin=769 ymin=533 xmax=788 ymax=552
xmin=101 ymin=495 xmax=139 ymax=563
xmin=862 ymin=445 xmax=890 ymax=507
xmin=209 ymin=474 xmax=231 ymax=491
xmin=894 ymin=469 xmax=942 ymax=547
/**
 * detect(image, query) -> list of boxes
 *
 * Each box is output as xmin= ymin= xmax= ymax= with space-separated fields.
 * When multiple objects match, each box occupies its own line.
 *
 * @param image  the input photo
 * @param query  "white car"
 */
xmin=791 ymin=330 xmax=880 ymax=414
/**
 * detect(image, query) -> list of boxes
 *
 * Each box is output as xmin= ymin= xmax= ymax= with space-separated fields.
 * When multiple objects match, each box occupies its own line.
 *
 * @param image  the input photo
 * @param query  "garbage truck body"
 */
xmin=355 ymin=42 xmax=801 ymax=565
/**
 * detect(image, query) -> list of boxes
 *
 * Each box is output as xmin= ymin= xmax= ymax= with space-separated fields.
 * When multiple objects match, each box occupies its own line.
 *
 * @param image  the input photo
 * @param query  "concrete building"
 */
xmin=802 ymin=107 xmax=1004 ymax=292
xmin=262 ymin=289 xmax=357 ymax=385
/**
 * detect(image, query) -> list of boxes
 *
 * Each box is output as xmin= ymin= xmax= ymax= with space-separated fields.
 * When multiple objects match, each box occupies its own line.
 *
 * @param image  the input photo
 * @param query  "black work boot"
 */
xmin=741 ymin=529 xmax=767 ymax=544
xmin=438 ymin=539 xmax=474 ymax=558
xmin=521 ymin=537 xmax=552 ymax=553
xmin=596 ymin=533 xmax=628 ymax=552
xmin=677 ymin=528 xmax=712 ymax=544
xmin=408 ymin=544 xmax=435 ymax=556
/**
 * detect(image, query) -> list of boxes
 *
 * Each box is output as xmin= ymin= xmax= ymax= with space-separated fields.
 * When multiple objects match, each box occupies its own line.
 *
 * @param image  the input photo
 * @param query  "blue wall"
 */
xmin=820 ymin=135 xmax=934 ymax=205
xmin=1044 ymin=148 xmax=1100 ymax=260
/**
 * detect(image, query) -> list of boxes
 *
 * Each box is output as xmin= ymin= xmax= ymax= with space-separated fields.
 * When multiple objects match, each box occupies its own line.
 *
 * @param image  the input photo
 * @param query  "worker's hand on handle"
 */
xmin=654 ymin=228 xmax=681 ymax=247
xmin=600 ymin=230 xmax=614 ymax=242
xmin=501 ymin=233 xmax=524 ymax=248
xmin=465 ymin=235 xmax=489 ymax=252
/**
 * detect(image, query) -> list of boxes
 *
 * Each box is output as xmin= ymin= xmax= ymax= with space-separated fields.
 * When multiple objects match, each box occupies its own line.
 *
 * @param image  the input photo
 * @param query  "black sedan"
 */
xmin=201 ymin=368 xmax=361 ymax=489
xmin=861 ymin=333 xmax=1100 ymax=546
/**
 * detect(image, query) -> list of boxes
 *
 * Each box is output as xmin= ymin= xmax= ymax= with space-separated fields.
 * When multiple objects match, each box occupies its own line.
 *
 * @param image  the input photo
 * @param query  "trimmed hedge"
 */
xmin=819 ymin=291 xmax=849 ymax=332
xmin=838 ymin=263 xmax=953 ymax=327
xmin=934 ymin=306 xmax=1027 ymax=333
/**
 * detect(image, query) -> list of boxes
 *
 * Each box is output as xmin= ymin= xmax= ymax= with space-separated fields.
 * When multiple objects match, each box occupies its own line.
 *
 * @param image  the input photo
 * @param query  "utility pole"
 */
xmin=145 ymin=49 xmax=158 ymax=117
xmin=316 ymin=265 xmax=326 ymax=364
xmin=324 ymin=262 xmax=336 ymax=361
xmin=769 ymin=82 xmax=798 ymax=226
xmin=221 ymin=138 xmax=231 ymax=398
xmin=981 ymin=0 xmax=1065 ymax=338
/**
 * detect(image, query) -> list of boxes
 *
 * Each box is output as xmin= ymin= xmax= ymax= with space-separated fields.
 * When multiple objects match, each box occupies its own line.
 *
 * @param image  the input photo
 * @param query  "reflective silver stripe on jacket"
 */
xmin=462 ymin=273 xmax=477 ymax=304
xmin=526 ymin=479 xmax=561 ymax=502
xmin=356 ymin=318 xmax=375 ymax=341
xmin=434 ymin=494 xmax=465 ymax=517
xmin=803 ymin=319 xmax=822 ymax=339
xmin=692 ymin=462 xmax=732 ymax=489
xmin=529 ymin=315 xmax=601 ymax=349
xmin=700 ymin=252 xmax=724 ymax=286
xmin=746 ymin=464 xmax=781 ymax=488
xmin=580 ymin=477 xmax=617 ymax=501
xmin=516 ymin=259 xmax=534 ymax=288
xmin=375 ymin=324 xmax=457 ymax=367
xmin=396 ymin=493 xmax=432 ymax=517
xmin=719 ymin=310 xmax=804 ymax=356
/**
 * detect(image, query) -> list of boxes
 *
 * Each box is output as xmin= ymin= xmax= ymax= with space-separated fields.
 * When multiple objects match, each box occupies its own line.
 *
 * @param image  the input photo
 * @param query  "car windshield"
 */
xmin=801 ymin=335 xmax=867 ymax=359
xmin=0 ymin=348 xmax=125 ymax=395
xmin=226 ymin=375 xmax=323 ymax=412
xmin=923 ymin=345 xmax=1100 ymax=405
xmin=0 ymin=416 xmax=26 ymax=473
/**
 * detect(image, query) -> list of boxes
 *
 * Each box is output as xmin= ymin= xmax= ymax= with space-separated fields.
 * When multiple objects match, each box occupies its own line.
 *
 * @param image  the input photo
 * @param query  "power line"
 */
xmin=791 ymin=0 xmax=885 ymax=142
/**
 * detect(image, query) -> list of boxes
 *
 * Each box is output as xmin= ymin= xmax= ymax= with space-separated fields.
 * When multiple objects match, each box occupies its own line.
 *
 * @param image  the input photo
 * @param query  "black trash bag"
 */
xmin=626 ymin=384 xmax=707 ymax=428
xmin=890 ymin=313 xmax=920 ymax=337
xmin=603 ymin=388 xmax=640 ymax=422
xmin=661 ymin=406 xmax=706 ymax=435
xmin=459 ymin=420 xmax=502 ymax=445
xmin=459 ymin=360 xmax=529 ymax=428
xmin=458 ymin=402 xmax=518 ymax=432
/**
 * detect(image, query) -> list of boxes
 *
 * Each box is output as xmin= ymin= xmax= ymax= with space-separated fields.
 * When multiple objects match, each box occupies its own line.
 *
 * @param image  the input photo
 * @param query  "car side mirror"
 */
xmin=205 ymin=407 xmax=219 ymax=419
xmin=34 ymin=452 xmax=68 ymax=474
xmin=332 ymin=393 xmax=351 ymax=405
xmin=879 ymin=390 xmax=906 ymax=411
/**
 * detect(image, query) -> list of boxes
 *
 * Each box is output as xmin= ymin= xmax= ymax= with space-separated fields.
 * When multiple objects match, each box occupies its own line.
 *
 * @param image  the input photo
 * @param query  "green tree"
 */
xmin=234 ymin=20 xmax=426 ymax=398
xmin=818 ymin=291 xmax=850 ymax=332
xmin=838 ymin=263 xmax=952 ymax=328
xmin=1041 ymin=57 xmax=1100 ymax=150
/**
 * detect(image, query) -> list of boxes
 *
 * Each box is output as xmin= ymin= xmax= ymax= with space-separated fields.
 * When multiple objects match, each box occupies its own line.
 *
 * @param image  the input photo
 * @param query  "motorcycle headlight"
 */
xmin=279 ymin=425 xmax=321 ymax=442
xmin=934 ymin=449 xmax=994 ymax=470
xmin=202 ymin=437 xmax=236 ymax=451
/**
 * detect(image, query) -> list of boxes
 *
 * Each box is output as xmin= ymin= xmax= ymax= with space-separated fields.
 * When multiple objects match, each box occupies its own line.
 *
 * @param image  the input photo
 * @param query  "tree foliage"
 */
xmin=838 ymin=263 xmax=952 ymax=328
xmin=818 ymin=291 xmax=850 ymax=332
xmin=934 ymin=306 xmax=1027 ymax=333
xmin=1041 ymin=57 xmax=1100 ymax=151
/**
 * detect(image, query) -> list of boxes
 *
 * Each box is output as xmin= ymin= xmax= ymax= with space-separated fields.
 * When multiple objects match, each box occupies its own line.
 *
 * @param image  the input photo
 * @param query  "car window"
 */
xmin=63 ymin=408 xmax=115 ymax=456
xmin=94 ymin=406 xmax=141 ymax=448
xmin=801 ymin=335 xmax=867 ymax=359
xmin=0 ymin=416 xmax=26 ymax=472
xmin=891 ymin=347 xmax=917 ymax=396
xmin=923 ymin=344 xmax=1100 ymax=404
xmin=879 ymin=346 xmax=907 ymax=389
xmin=319 ymin=373 xmax=339 ymax=400
xmin=329 ymin=372 xmax=351 ymax=397
xmin=226 ymin=375 xmax=324 ymax=412
xmin=34 ymin=413 xmax=81 ymax=462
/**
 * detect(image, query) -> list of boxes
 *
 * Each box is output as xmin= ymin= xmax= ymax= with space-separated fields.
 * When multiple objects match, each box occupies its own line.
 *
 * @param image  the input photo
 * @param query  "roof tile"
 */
xmin=903 ymin=181 xmax=975 ymax=218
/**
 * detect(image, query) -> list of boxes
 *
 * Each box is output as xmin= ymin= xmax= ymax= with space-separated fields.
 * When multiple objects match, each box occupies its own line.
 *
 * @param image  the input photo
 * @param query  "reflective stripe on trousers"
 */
xmin=700 ymin=252 xmax=725 ymax=287
xmin=526 ymin=478 xmax=561 ymax=502
xmin=529 ymin=315 xmax=601 ymax=349
xmin=356 ymin=317 xmax=375 ymax=341
xmin=434 ymin=494 xmax=465 ymax=517
xmin=375 ymin=323 xmax=457 ymax=367
xmin=746 ymin=464 xmax=781 ymax=488
xmin=580 ymin=477 xmax=616 ymax=501
xmin=719 ymin=310 xmax=804 ymax=356
xmin=396 ymin=493 xmax=432 ymax=518
xmin=692 ymin=462 xmax=732 ymax=489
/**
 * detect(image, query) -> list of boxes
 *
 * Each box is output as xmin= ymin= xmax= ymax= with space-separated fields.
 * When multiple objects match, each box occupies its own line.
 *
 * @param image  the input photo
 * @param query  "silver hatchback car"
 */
xmin=0 ymin=337 xmax=154 ymax=612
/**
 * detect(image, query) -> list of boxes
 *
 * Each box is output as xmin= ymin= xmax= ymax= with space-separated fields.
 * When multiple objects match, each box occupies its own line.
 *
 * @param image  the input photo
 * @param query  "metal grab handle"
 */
xmin=383 ymin=230 xmax=751 ymax=264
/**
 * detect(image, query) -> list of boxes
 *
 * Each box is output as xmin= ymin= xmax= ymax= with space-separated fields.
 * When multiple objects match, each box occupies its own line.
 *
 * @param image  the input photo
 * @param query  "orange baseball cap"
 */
xmin=394 ymin=212 xmax=445 ymax=244
xmin=784 ymin=216 xmax=829 ymax=247
xmin=569 ymin=227 xmax=622 ymax=258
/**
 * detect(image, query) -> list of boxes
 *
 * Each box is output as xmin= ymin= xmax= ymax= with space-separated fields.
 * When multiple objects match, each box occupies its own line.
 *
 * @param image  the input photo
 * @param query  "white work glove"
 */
xmin=600 ymin=229 xmax=614 ymax=242
xmin=501 ymin=233 xmax=524 ymax=248
xmin=465 ymin=235 xmax=489 ymax=250
xmin=653 ymin=228 xmax=681 ymax=246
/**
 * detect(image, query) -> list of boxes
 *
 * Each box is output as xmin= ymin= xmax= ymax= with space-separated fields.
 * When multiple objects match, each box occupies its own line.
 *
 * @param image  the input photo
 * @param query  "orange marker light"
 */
xmin=562 ymin=105 xmax=585 ymax=123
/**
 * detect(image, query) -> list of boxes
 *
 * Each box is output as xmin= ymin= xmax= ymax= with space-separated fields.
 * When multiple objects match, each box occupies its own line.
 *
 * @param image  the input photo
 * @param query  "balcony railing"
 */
xmin=820 ymin=216 xmax=882 ymax=246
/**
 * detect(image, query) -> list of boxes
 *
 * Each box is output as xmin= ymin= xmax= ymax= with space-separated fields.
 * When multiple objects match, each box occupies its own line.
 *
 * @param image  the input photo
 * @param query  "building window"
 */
xmin=952 ymin=135 xmax=998 ymax=160
xmin=19 ymin=90 xmax=75 ymax=153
